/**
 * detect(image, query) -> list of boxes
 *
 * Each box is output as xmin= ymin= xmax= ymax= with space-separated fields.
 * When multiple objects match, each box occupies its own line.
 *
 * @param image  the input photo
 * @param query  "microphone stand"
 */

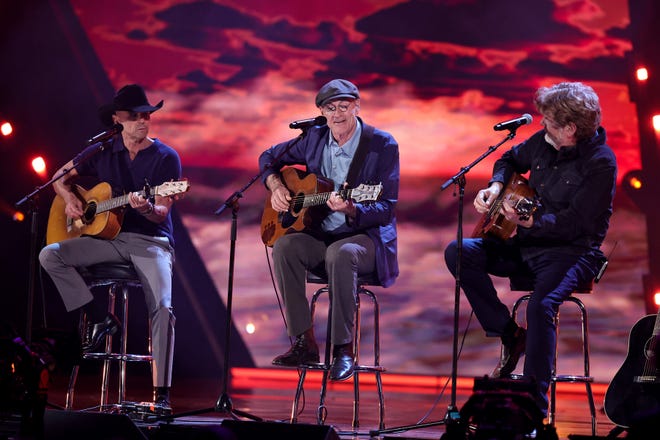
xmin=153 ymin=127 xmax=312 ymax=423
xmin=15 ymin=140 xmax=110 ymax=344
xmin=369 ymin=129 xmax=519 ymax=439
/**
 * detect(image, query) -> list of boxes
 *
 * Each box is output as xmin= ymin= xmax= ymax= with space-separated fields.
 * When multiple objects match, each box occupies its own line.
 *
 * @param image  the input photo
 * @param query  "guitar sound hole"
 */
xmin=82 ymin=202 xmax=97 ymax=224
xmin=291 ymin=193 xmax=304 ymax=214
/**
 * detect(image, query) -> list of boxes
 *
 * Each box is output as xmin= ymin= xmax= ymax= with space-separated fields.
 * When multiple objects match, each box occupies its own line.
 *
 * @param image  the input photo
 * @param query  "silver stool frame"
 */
xmin=66 ymin=264 xmax=153 ymax=411
xmin=290 ymin=273 xmax=386 ymax=431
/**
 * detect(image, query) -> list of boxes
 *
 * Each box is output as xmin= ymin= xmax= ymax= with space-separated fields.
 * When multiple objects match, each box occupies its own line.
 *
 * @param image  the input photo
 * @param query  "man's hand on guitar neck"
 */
xmin=327 ymin=191 xmax=356 ymax=218
xmin=500 ymin=201 xmax=533 ymax=228
xmin=474 ymin=182 xmax=503 ymax=214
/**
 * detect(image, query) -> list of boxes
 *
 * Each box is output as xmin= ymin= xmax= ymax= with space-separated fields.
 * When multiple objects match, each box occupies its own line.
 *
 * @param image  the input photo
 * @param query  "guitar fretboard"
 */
xmin=300 ymin=189 xmax=351 ymax=208
xmin=96 ymin=190 xmax=147 ymax=214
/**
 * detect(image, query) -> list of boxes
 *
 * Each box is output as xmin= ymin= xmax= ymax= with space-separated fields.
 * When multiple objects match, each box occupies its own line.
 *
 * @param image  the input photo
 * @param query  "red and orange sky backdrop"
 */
xmin=69 ymin=0 xmax=639 ymax=179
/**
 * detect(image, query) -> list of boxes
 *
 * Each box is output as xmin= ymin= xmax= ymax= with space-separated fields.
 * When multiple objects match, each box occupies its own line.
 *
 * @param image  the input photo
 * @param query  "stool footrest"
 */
xmin=285 ymin=363 xmax=385 ymax=373
xmin=552 ymin=374 xmax=593 ymax=383
xmin=355 ymin=365 xmax=386 ymax=372
xmin=83 ymin=353 xmax=153 ymax=362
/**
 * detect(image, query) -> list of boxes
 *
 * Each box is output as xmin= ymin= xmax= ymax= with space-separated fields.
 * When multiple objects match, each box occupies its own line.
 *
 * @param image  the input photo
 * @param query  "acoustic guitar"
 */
xmin=260 ymin=167 xmax=382 ymax=247
xmin=604 ymin=311 xmax=660 ymax=429
xmin=46 ymin=180 xmax=190 ymax=245
xmin=471 ymin=172 xmax=540 ymax=240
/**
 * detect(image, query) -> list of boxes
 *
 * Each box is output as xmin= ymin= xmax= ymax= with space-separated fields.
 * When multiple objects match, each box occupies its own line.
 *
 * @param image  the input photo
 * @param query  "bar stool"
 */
xmin=65 ymin=263 xmax=153 ymax=411
xmin=290 ymin=271 xmax=386 ymax=432
xmin=507 ymin=274 xmax=597 ymax=436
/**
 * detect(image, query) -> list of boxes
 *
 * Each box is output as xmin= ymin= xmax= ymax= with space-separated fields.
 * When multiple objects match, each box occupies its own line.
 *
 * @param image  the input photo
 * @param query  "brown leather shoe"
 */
xmin=272 ymin=334 xmax=319 ymax=367
xmin=491 ymin=327 xmax=526 ymax=378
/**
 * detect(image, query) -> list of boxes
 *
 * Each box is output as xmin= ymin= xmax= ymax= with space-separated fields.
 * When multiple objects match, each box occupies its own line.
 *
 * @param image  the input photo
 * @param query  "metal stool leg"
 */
xmin=100 ymin=283 xmax=118 ymax=409
xmin=352 ymin=293 xmax=361 ymax=429
xmin=566 ymin=296 xmax=597 ymax=436
xmin=317 ymin=287 xmax=332 ymax=426
xmin=362 ymin=288 xmax=385 ymax=430
xmin=118 ymin=283 xmax=129 ymax=404
xmin=290 ymin=368 xmax=307 ymax=423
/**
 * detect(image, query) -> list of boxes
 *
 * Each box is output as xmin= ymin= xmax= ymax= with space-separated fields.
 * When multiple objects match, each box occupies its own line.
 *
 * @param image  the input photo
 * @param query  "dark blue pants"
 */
xmin=444 ymin=238 xmax=599 ymax=414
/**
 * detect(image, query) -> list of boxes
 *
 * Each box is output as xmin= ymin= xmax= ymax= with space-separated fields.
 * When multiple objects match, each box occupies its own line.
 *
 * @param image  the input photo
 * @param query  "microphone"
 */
xmin=86 ymin=123 xmax=123 ymax=145
xmin=493 ymin=114 xmax=533 ymax=132
xmin=289 ymin=116 xmax=327 ymax=130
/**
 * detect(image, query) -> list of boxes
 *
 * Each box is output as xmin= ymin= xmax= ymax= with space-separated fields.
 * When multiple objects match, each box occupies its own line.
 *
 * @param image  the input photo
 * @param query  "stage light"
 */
xmin=629 ymin=175 xmax=643 ymax=190
xmin=622 ymin=170 xmax=646 ymax=208
xmin=31 ymin=156 xmax=47 ymax=178
xmin=635 ymin=66 xmax=649 ymax=81
xmin=653 ymin=115 xmax=660 ymax=132
xmin=1 ymin=121 xmax=12 ymax=137
xmin=13 ymin=211 xmax=25 ymax=222
xmin=447 ymin=377 xmax=554 ymax=440
xmin=245 ymin=322 xmax=255 ymax=334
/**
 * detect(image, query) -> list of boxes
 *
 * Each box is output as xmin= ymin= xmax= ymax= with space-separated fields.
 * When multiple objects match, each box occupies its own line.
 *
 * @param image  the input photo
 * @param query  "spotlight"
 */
xmin=446 ymin=376 xmax=557 ymax=440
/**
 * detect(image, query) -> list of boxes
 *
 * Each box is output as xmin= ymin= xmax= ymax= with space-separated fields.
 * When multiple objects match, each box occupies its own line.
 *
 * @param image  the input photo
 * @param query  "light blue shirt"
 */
xmin=320 ymin=120 xmax=362 ymax=233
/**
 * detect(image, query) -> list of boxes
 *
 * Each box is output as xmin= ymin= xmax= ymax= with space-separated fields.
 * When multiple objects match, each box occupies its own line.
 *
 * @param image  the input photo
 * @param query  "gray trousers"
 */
xmin=272 ymin=233 xmax=376 ymax=346
xmin=39 ymin=232 xmax=175 ymax=387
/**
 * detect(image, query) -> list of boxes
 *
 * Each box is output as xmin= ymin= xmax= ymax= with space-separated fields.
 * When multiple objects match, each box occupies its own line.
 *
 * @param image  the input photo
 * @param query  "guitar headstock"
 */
xmin=514 ymin=196 xmax=540 ymax=221
xmin=350 ymin=183 xmax=383 ymax=202
xmin=154 ymin=180 xmax=191 ymax=197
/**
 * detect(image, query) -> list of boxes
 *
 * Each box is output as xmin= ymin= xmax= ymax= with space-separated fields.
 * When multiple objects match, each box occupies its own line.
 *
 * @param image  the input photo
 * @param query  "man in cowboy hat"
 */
xmin=40 ymin=84 xmax=181 ymax=412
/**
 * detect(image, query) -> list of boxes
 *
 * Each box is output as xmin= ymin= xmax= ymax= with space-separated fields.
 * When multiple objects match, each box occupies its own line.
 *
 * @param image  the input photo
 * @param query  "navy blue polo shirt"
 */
xmin=73 ymin=136 xmax=182 ymax=247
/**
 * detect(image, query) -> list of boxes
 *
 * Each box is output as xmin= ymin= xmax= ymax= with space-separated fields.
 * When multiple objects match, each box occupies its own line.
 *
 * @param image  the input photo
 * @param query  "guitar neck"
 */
xmin=95 ymin=190 xmax=146 ymax=214
xmin=300 ymin=188 xmax=352 ymax=208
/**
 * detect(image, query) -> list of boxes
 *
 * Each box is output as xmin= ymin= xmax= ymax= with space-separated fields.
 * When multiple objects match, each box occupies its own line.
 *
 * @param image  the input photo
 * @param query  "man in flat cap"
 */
xmin=40 ymin=84 xmax=182 ymax=411
xmin=259 ymin=79 xmax=399 ymax=381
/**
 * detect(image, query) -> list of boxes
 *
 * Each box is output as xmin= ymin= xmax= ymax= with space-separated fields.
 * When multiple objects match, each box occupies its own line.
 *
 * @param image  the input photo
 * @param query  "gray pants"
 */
xmin=272 ymin=233 xmax=376 ymax=345
xmin=39 ymin=232 xmax=175 ymax=387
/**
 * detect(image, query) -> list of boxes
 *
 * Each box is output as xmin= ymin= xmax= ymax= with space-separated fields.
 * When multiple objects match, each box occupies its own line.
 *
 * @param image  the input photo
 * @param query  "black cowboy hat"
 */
xmin=98 ymin=84 xmax=164 ymax=127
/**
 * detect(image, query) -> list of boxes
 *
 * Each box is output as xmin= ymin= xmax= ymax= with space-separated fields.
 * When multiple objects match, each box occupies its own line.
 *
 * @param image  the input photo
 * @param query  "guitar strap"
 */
xmin=345 ymin=122 xmax=374 ymax=187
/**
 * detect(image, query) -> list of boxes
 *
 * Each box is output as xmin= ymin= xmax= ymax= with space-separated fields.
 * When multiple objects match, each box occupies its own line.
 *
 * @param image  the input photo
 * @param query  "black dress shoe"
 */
xmin=82 ymin=313 xmax=121 ymax=352
xmin=491 ymin=327 xmax=526 ymax=378
xmin=272 ymin=334 xmax=319 ymax=366
xmin=329 ymin=344 xmax=354 ymax=381
xmin=153 ymin=386 xmax=172 ymax=413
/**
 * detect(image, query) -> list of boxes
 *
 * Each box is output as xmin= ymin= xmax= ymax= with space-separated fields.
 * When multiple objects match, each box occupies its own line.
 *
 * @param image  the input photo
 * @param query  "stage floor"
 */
xmin=40 ymin=367 xmax=621 ymax=439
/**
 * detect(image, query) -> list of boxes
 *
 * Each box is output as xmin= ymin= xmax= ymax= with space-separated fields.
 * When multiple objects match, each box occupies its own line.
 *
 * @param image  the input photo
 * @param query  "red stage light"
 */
xmin=635 ymin=66 xmax=649 ymax=82
xmin=653 ymin=114 xmax=660 ymax=132
xmin=31 ymin=156 xmax=47 ymax=177
xmin=1 ymin=121 xmax=12 ymax=137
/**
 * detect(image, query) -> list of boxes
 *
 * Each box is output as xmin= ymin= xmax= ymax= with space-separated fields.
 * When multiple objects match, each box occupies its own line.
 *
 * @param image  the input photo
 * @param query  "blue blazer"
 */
xmin=259 ymin=117 xmax=399 ymax=288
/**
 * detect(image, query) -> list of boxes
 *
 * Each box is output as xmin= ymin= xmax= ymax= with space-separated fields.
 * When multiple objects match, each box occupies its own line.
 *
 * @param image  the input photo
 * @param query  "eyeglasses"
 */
xmin=322 ymin=102 xmax=353 ymax=114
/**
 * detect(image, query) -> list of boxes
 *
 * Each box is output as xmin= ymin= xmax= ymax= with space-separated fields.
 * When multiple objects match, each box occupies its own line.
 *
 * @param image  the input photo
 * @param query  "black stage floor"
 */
xmin=12 ymin=367 xmax=625 ymax=439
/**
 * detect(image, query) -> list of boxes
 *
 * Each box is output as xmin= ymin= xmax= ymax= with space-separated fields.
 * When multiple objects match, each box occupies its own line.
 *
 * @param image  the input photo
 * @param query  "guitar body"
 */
xmin=46 ymin=182 xmax=124 ymax=245
xmin=604 ymin=314 xmax=660 ymax=428
xmin=46 ymin=179 xmax=189 ymax=245
xmin=261 ymin=168 xmax=334 ymax=247
xmin=472 ymin=172 xmax=537 ymax=240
